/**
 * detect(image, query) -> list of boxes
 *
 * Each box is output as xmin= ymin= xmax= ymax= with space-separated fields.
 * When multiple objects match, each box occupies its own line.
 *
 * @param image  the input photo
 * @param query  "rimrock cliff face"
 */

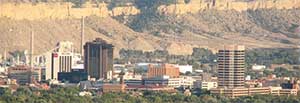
xmin=1 ymin=0 xmax=300 ymax=20
xmin=0 ymin=2 xmax=140 ymax=20
xmin=157 ymin=0 xmax=300 ymax=15
xmin=0 ymin=0 xmax=300 ymax=57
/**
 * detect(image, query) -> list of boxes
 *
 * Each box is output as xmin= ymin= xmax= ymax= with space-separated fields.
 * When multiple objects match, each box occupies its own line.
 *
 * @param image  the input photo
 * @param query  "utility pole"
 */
xmin=81 ymin=16 xmax=85 ymax=58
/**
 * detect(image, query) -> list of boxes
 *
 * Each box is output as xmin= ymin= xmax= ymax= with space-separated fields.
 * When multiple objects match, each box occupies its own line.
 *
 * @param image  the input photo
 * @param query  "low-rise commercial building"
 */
xmin=8 ymin=65 xmax=41 ymax=85
xmin=143 ymin=76 xmax=195 ymax=88
xmin=194 ymin=80 xmax=218 ymax=90
xmin=147 ymin=64 xmax=179 ymax=78
xmin=211 ymin=87 xmax=298 ymax=98
xmin=102 ymin=84 xmax=126 ymax=93
xmin=174 ymin=65 xmax=193 ymax=74
xmin=58 ymin=69 xmax=88 ymax=83
xmin=126 ymin=84 xmax=175 ymax=92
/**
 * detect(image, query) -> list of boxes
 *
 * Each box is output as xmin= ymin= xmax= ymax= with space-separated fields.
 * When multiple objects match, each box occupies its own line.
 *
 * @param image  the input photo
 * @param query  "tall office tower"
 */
xmin=45 ymin=41 xmax=74 ymax=80
xmin=217 ymin=45 xmax=245 ymax=88
xmin=84 ymin=38 xmax=114 ymax=80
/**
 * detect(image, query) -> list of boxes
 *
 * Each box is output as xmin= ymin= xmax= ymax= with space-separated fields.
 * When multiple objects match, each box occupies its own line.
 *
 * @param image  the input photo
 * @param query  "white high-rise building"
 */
xmin=45 ymin=41 xmax=74 ymax=80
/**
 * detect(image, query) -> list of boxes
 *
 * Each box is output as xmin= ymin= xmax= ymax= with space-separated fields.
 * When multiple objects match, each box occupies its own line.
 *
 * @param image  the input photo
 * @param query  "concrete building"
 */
xmin=102 ymin=84 xmax=126 ymax=93
xmin=45 ymin=41 xmax=74 ymax=80
xmin=212 ymin=45 xmax=297 ymax=98
xmin=174 ymin=65 xmax=193 ymax=74
xmin=211 ymin=87 xmax=270 ymax=98
xmin=84 ymin=38 xmax=114 ymax=80
xmin=252 ymin=64 xmax=266 ymax=71
xmin=8 ymin=65 xmax=41 ymax=85
xmin=194 ymin=80 xmax=218 ymax=90
xmin=143 ymin=76 xmax=195 ymax=88
xmin=126 ymin=85 xmax=176 ymax=92
xmin=218 ymin=45 xmax=245 ymax=88
xmin=147 ymin=64 xmax=179 ymax=78
xmin=211 ymin=87 xmax=298 ymax=98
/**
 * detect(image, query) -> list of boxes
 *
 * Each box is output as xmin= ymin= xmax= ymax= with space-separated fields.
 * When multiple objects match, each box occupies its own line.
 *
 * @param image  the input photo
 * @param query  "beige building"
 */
xmin=212 ymin=45 xmax=297 ymax=98
xmin=144 ymin=76 xmax=195 ymax=88
xmin=194 ymin=81 xmax=218 ymax=90
xmin=8 ymin=65 xmax=41 ymax=85
xmin=270 ymin=87 xmax=298 ymax=96
xmin=211 ymin=87 xmax=297 ymax=98
xmin=102 ymin=84 xmax=126 ymax=93
xmin=218 ymin=45 xmax=245 ymax=88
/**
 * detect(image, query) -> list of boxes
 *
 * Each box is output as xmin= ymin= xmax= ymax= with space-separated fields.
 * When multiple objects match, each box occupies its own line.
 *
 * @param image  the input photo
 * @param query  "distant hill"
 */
xmin=0 ymin=0 xmax=300 ymax=57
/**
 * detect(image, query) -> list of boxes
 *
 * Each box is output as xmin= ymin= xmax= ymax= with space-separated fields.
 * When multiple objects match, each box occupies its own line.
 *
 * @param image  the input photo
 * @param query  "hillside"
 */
xmin=0 ymin=1 xmax=300 ymax=57
xmin=0 ymin=16 xmax=162 ymax=57
xmin=126 ymin=8 xmax=300 ymax=45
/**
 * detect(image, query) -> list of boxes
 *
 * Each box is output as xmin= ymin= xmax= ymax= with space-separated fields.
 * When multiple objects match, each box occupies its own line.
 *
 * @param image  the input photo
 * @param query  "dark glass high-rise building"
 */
xmin=84 ymin=38 xmax=114 ymax=80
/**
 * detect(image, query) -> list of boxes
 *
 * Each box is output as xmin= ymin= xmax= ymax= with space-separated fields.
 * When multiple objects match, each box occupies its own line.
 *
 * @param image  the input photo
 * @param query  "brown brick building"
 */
xmin=147 ymin=64 xmax=179 ymax=78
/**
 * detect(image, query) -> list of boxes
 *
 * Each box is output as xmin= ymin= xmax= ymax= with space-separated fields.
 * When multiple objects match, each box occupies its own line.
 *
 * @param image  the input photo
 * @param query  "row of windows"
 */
xmin=59 ymin=56 xmax=72 ymax=72
xmin=219 ymin=50 xmax=245 ymax=52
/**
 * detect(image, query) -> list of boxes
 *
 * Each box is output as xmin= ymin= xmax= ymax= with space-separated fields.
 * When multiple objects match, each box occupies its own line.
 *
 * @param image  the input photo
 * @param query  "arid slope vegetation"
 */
xmin=0 ymin=2 xmax=300 ymax=56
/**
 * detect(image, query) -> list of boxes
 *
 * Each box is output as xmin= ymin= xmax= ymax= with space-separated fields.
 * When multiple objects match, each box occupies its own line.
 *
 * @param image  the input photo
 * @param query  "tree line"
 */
xmin=117 ymin=48 xmax=300 ymax=66
xmin=1 ymin=87 xmax=300 ymax=103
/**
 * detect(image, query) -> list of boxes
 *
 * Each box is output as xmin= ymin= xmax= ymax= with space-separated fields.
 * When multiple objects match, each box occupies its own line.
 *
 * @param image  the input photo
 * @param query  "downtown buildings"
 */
xmin=42 ymin=38 xmax=114 ymax=82
xmin=211 ymin=45 xmax=297 ymax=98
xmin=84 ymin=38 xmax=114 ymax=80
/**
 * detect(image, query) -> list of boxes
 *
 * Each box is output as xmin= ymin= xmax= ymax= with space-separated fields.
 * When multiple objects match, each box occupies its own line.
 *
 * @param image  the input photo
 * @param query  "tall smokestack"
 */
xmin=29 ymin=28 xmax=35 ymax=84
xmin=30 ymin=30 xmax=34 ymax=68
xmin=81 ymin=16 xmax=85 ymax=58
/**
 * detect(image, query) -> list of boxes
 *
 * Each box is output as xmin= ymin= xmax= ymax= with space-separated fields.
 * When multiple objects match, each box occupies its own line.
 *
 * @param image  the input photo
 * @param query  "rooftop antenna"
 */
xmin=81 ymin=16 xmax=85 ymax=58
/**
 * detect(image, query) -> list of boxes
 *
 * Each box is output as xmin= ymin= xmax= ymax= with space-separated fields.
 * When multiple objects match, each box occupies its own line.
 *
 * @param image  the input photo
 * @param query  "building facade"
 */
xmin=58 ymin=69 xmax=88 ymax=83
xmin=45 ymin=41 xmax=74 ymax=80
xmin=84 ymin=38 xmax=114 ymax=80
xmin=174 ymin=65 xmax=193 ymax=74
xmin=143 ymin=76 xmax=195 ymax=88
xmin=102 ymin=84 xmax=126 ymax=93
xmin=147 ymin=64 xmax=179 ymax=78
xmin=211 ymin=87 xmax=298 ymax=98
xmin=8 ymin=65 xmax=41 ymax=85
xmin=218 ymin=45 xmax=245 ymax=88
xmin=194 ymin=80 xmax=218 ymax=90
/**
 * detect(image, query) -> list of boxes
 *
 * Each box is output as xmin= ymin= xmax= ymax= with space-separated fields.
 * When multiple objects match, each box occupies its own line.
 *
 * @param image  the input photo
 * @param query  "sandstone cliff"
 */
xmin=0 ymin=2 xmax=140 ymax=20
xmin=157 ymin=0 xmax=300 ymax=15
xmin=0 ymin=0 xmax=300 ymax=57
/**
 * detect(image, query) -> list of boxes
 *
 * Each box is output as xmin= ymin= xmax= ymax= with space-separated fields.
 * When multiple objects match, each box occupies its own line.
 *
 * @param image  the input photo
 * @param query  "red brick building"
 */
xmin=147 ymin=64 xmax=179 ymax=78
